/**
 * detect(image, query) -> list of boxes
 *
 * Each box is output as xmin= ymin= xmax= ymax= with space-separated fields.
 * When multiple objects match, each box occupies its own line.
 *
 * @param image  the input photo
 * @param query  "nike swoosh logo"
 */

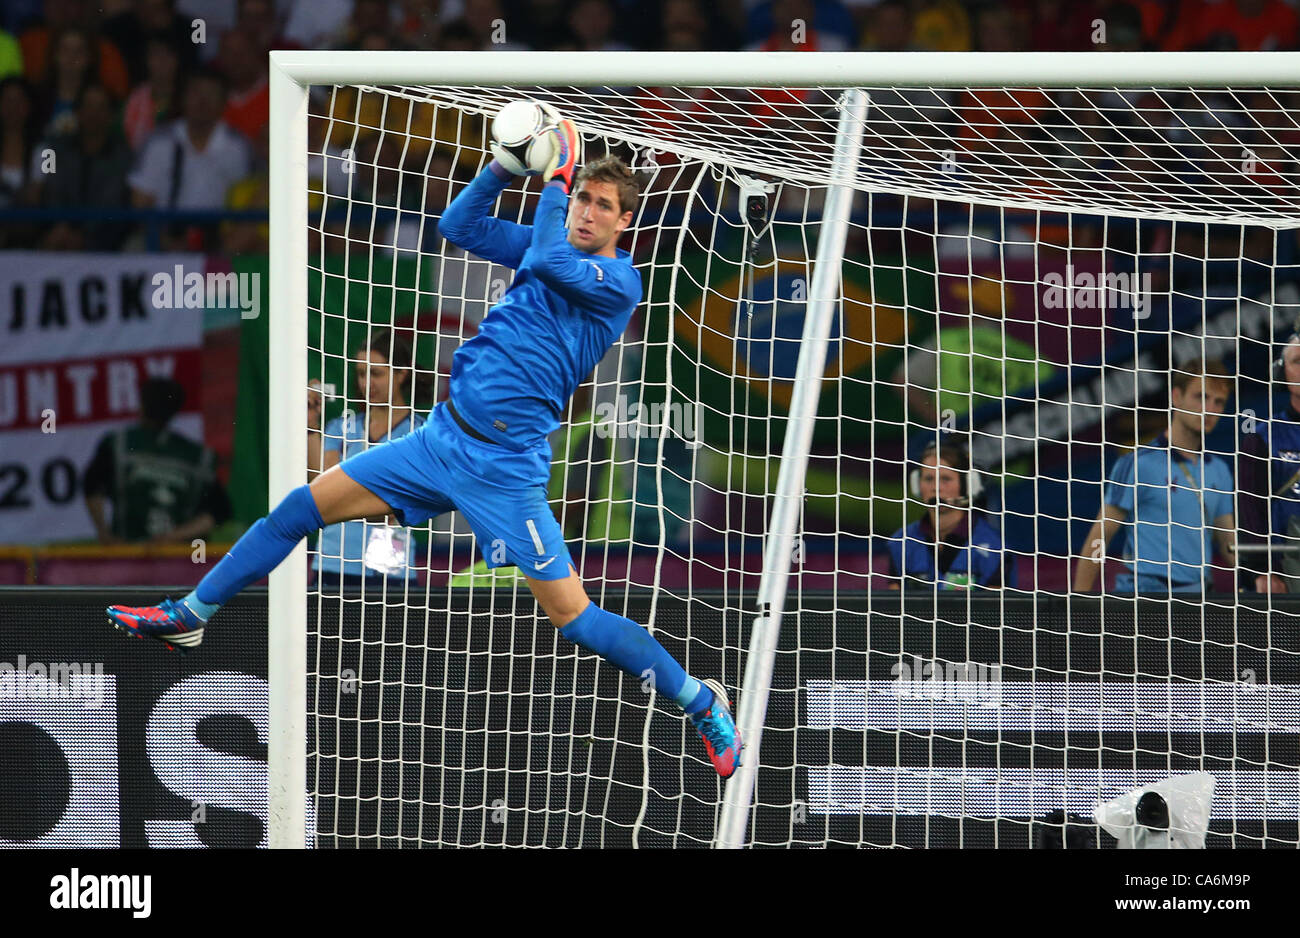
xmin=534 ymin=557 xmax=557 ymax=570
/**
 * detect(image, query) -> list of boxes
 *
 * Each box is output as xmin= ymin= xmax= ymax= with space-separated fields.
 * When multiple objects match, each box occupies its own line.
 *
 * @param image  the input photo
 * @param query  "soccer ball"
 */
xmin=490 ymin=100 xmax=559 ymax=176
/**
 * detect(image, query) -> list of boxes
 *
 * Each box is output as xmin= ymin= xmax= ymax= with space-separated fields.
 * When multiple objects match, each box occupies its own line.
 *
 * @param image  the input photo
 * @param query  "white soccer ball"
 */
xmin=490 ymin=99 xmax=559 ymax=176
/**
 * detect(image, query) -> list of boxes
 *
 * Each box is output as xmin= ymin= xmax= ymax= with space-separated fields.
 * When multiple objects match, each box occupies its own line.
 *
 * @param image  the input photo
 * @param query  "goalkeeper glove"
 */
xmin=543 ymin=119 xmax=582 ymax=192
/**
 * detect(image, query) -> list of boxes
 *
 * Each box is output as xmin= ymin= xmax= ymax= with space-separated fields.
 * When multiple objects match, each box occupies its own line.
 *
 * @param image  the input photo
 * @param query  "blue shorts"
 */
xmin=336 ymin=403 xmax=574 ymax=581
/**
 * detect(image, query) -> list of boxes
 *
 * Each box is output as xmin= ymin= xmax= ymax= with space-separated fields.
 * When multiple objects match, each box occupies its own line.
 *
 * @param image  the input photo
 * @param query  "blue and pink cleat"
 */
xmin=106 ymin=598 xmax=206 ymax=653
xmin=689 ymin=679 xmax=742 ymax=778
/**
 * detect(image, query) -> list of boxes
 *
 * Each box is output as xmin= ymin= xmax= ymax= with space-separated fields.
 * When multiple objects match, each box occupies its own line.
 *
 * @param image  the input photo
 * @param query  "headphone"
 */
xmin=1273 ymin=319 xmax=1300 ymax=382
xmin=908 ymin=438 xmax=984 ymax=507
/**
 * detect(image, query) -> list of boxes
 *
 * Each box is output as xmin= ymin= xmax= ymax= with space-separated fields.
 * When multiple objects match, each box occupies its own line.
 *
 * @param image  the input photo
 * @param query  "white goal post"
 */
xmin=268 ymin=51 xmax=1300 ymax=849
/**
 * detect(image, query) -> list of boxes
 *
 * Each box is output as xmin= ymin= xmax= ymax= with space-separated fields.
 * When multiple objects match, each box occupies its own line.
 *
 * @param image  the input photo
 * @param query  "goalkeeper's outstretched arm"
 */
xmin=436 ymin=161 xmax=532 ymax=269
xmin=526 ymin=120 xmax=641 ymax=318
xmin=527 ymin=182 xmax=638 ymax=317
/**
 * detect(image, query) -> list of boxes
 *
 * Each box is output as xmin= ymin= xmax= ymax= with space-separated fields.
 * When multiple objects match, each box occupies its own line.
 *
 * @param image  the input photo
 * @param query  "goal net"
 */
xmin=271 ymin=53 xmax=1300 ymax=848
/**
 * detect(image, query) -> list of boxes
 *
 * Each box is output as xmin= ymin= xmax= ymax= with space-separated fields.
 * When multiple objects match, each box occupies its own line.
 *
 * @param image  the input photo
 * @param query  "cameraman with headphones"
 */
xmin=1238 ymin=328 xmax=1300 ymax=593
xmin=885 ymin=436 xmax=1013 ymax=590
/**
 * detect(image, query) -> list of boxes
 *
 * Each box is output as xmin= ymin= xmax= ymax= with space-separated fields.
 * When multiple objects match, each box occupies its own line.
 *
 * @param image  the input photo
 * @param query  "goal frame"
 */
xmin=267 ymin=50 xmax=1300 ymax=849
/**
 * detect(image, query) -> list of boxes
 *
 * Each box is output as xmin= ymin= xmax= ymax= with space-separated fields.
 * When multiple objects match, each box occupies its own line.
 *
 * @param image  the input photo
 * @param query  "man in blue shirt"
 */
xmin=107 ymin=118 xmax=741 ymax=778
xmin=1238 ymin=331 xmax=1300 ymax=592
xmin=1074 ymin=360 xmax=1235 ymax=594
xmin=885 ymin=439 xmax=1012 ymax=590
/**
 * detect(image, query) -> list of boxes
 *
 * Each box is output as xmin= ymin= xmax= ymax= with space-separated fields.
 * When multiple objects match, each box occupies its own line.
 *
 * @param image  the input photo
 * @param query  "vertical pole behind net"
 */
xmin=268 ymin=57 xmax=309 ymax=849
xmin=717 ymin=88 xmax=869 ymax=849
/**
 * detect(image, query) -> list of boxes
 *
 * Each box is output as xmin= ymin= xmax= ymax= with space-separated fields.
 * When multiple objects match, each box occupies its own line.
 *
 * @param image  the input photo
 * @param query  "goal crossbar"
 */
xmin=269 ymin=50 xmax=1300 ymax=89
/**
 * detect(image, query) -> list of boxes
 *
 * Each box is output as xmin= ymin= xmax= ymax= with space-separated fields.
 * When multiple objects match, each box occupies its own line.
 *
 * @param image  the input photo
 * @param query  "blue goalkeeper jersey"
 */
xmin=436 ymin=167 xmax=642 ymax=451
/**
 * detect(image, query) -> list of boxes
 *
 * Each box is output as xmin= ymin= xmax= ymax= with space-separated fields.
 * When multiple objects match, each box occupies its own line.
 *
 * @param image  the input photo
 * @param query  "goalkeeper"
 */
xmin=106 ymin=117 xmax=741 ymax=778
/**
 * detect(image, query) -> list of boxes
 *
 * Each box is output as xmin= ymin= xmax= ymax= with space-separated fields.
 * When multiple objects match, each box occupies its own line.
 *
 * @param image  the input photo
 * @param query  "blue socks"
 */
xmin=180 ymin=486 xmax=712 ymax=722
xmin=559 ymin=603 xmax=713 ymax=714
xmin=184 ymin=484 xmax=325 ymax=618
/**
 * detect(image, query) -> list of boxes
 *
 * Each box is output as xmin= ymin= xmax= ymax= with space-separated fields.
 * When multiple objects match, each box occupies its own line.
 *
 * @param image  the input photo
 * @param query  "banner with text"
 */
xmin=0 ymin=252 xmax=206 ymax=544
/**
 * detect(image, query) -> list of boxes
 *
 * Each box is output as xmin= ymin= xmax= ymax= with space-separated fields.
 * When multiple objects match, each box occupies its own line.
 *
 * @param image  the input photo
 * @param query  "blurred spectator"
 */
xmin=31 ymin=83 xmax=132 ymax=250
xmin=957 ymin=8 xmax=1052 ymax=152
xmin=217 ymin=27 xmax=267 ymax=143
xmin=746 ymin=0 xmax=853 ymax=50
xmin=2 ymin=1 xmax=45 ymax=34
xmin=1238 ymin=328 xmax=1300 ymax=593
xmin=330 ymin=0 xmax=397 ymax=49
xmin=1198 ymin=0 xmax=1298 ymax=51
xmin=305 ymin=106 xmax=350 ymax=211
xmin=637 ymin=0 xmax=722 ymax=163
xmin=38 ymin=27 xmax=112 ymax=138
xmin=221 ymin=122 xmax=269 ymax=254
xmin=103 ymin=0 xmax=198 ymax=85
xmin=313 ymin=328 xmax=426 ymax=589
xmin=307 ymin=377 xmax=325 ymax=478
xmin=383 ymin=149 xmax=458 ymax=255
xmin=439 ymin=20 xmax=477 ymax=49
xmin=1008 ymin=0 xmax=1099 ymax=52
xmin=281 ymin=0 xmax=353 ymax=50
xmin=660 ymin=0 xmax=708 ymax=49
xmin=83 ymin=377 xmax=233 ymax=545
xmin=1074 ymin=359 xmax=1235 ymax=595
xmin=396 ymin=0 xmax=442 ymax=46
xmin=1132 ymin=0 xmax=1204 ymax=51
xmin=1095 ymin=1 xmax=1144 ymax=51
xmin=325 ymin=34 xmax=405 ymax=142
xmin=0 ymin=28 xmax=23 ymax=79
xmin=972 ymin=2 xmax=1023 ymax=52
xmin=911 ymin=0 xmax=971 ymax=51
xmin=525 ymin=0 xmax=572 ymax=49
xmin=462 ymin=0 xmax=531 ymax=50
xmin=0 ymin=76 xmax=40 ymax=212
xmin=175 ymin=0 xmax=239 ymax=50
xmin=239 ymin=0 xmax=284 ymax=53
xmin=838 ymin=0 xmax=881 ymax=34
xmin=745 ymin=0 xmax=844 ymax=124
xmin=324 ymin=30 xmax=443 ymax=173
xmin=122 ymin=36 xmax=181 ymax=151
xmin=129 ymin=67 xmax=251 ymax=248
xmin=859 ymin=0 xmax=914 ymax=51
xmin=1043 ymin=88 xmax=1120 ymax=174
xmin=566 ymin=0 xmax=631 ymax=51
xmin=884 ymin=437 xmax=1012 ymax=590
xmin=660 ymin=0 xmax=737 ymax=49
xmin=19 ymin=0 xmax=129 ymax=98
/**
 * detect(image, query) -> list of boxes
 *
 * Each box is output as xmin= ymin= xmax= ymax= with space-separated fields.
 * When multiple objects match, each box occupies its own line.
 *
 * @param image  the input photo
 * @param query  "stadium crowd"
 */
xmin=3 ymin=0 xmax=1300 ymax=596
xmin=1 ymin=0 xmax=1298 ymax=249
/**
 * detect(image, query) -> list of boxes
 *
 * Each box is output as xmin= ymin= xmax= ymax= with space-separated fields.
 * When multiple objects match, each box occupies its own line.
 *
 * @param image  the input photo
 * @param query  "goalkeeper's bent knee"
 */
xmin=266 ymin=484 xmax=325 ymax=540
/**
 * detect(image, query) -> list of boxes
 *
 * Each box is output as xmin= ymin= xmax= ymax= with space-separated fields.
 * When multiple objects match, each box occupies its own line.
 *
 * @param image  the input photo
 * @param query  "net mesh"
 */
xmin=390 ymin=83 xmax=1300 ymax=225
xmin=299 ymin=80 xmax=1300 ymax=847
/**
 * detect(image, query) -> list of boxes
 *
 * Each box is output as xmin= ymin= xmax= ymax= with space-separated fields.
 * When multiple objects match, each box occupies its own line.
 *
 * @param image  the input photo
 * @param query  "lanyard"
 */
xmin=1171 ymin=453 xmax=1208 ymax=525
